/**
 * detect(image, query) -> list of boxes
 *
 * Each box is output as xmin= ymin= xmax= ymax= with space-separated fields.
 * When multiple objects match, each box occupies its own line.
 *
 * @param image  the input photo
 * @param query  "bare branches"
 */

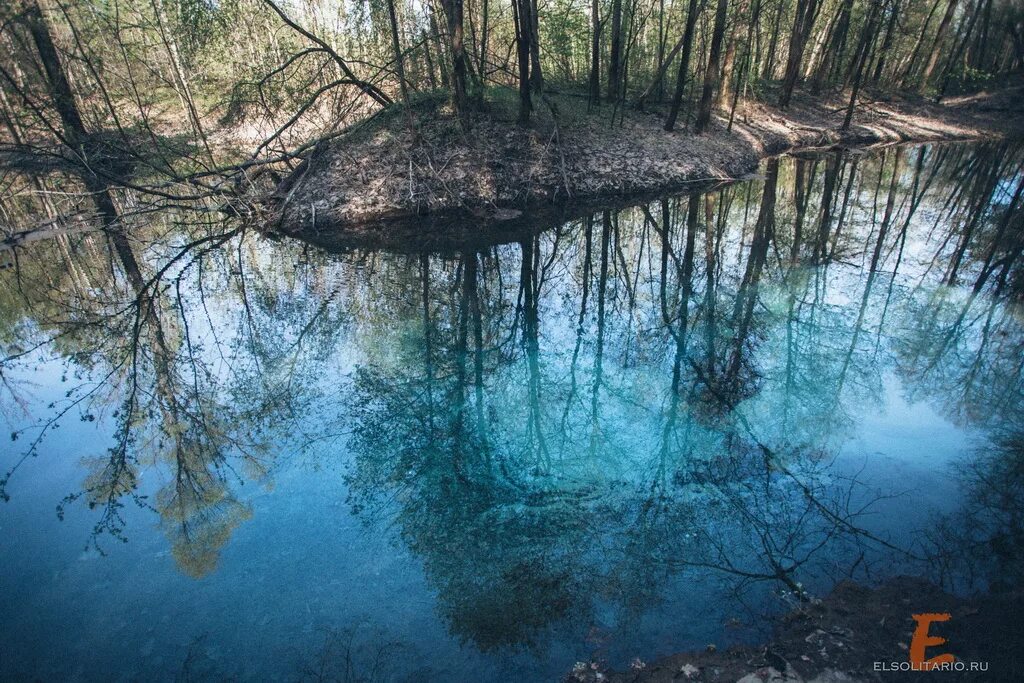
xmin=260 ymin=0 xmax=392 ymax=108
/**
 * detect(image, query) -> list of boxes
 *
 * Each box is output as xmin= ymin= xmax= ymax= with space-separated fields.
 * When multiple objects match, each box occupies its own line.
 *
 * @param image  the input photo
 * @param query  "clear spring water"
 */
xmin=1 ymin=141 xmax=1022 ymax=681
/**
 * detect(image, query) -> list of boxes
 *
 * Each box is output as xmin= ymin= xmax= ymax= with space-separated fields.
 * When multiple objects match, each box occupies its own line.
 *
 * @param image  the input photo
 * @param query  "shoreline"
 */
xmin=268 ymin=85 xmax=1021 ymax=239
xmin=566 ymin=577 xmax=1023 ymax=682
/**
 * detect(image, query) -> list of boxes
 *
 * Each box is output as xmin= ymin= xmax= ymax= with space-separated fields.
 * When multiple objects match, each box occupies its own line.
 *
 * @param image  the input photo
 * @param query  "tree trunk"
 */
xmin=441 ymin=0 xmax=469 ymax=119
xmin=899 ymin=0 xmax=942 ymax=87
xmin=478 ymin=0 xmax=489 ymax=79
xmin=695 ymin=0 xmax=729 ymax=132
xmin=920 ymin=0 xmax=961 ymax=87
xmin=151 ymin=0 xmax=212 ymax=159
xmin=664 ymin=0 xmax=701 ymax=131
xmin=608 ymin=0 xmax=623 ymax=102
xmin=719 ymin=0 xmax=745 ymax=109
xmin=872 ymin=1 xmax=900 ymax=83
xmin=778 ymin=0 xmax=821 ymax=107
xmin=589 ymin=0 xmax=601 ymax=104
xmin=514 ymin=0 xmax=532 ymax=122
xmin=386 ymin=0 xmax=412 ymax=115
xmin=529 ymin=0 xmax=544 ymax=92
xmin=24 ymin=1 xmax=88 ymax=148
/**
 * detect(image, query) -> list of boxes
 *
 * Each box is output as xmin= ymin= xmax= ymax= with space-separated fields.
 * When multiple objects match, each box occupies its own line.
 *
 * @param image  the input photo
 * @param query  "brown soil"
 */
xmin=268 ymin=83 xmax=1023 ymax=238
xmin=566 ymin=578 xmax=1024 ymax=683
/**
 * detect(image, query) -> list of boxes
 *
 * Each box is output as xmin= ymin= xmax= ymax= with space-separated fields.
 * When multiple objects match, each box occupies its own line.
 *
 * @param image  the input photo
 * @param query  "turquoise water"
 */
xmin=1 ymin=142 xmax=1022 ymax=680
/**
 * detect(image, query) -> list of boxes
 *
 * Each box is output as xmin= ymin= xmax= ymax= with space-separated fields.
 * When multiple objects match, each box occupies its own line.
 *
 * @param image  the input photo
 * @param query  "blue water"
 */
xmin=1 ymin=142 xmax=1022 ymax=680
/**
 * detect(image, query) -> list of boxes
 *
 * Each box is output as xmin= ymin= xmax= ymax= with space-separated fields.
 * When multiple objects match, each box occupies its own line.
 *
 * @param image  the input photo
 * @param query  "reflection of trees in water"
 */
xmin=337 ymin=142 xmax=1024 ymax=649
xmin=926 ymin=431 xmax=1024 ymax=593
xmin=0 ymin=195 xmax=345 ymax=575
xmin=2 ymin=141 xmax=1023 ymax=617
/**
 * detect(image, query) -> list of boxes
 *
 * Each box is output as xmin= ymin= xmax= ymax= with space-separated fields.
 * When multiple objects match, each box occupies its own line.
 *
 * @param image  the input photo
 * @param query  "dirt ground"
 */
xmin=269 ymin=82 xmax=1023 ymax=235
xmin=565 ymin=577 xmax=1024 ymax=683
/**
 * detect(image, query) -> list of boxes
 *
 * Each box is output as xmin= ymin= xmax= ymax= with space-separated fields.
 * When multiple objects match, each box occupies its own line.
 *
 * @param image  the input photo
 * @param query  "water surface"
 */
xmin=2 ymin=141 xmax=1023 ymax=681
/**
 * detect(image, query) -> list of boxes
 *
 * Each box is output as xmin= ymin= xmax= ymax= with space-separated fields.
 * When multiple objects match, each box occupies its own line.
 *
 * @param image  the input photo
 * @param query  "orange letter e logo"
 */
xmin=910 ymin=613 xmax=955 ymax=671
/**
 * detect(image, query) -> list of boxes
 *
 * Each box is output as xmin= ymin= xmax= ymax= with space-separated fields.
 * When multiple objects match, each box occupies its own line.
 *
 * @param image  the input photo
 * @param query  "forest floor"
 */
xmin=268 ymin=81 xmax=1023 ymax=237
xmin=565 ymin=577 xmax=1024 ymax=683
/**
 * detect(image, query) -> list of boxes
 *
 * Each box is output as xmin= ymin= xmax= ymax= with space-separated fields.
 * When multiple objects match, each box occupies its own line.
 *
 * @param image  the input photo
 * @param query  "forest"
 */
xmin=1 ymin=0 xmax=1023 ymax=236
xmin=3 ymin=1 xmax=1024 ymax=681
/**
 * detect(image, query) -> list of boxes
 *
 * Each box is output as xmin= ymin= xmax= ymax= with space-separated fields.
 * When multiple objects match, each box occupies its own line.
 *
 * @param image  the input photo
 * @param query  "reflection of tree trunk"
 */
xmin=791 ymin=159 xmax=813 ymax=262
xmin=421 ymin=255 xmax=436 ymax=436
xmin=657 ymin=197 xmax=698 ymax=480
xmin=589 ymin=212 xmax=611 ymax=458
xmin=561 ymin=217 xmax=593 ymax=436
xmin=520 ymin=238 xmax=549 ymax=469
xmin=947 ymin=150 xmax=1007 ymax=285
xmin=727 ymin=159 xmax=778 ymax=390
xmin=834 ymin=152 xmax=899 ymax=399
xmin=877 ymin=149 xmax=910 ymax=350
xmin=827 ymin=157 xmax=859 ymax=260
xmin=973 ymin=175 xmax=1024 ymax=293
xmin=468 ymin=255 xmax=487 ymax=447
xmin=704 ymin=198 xmax=720 ymax=376
xmin=814 ymin=152 xmax=842 ymax=264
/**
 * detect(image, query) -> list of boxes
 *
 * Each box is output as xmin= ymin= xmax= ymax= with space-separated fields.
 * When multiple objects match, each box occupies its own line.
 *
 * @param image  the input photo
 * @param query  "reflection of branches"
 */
xmin=925 ymin=432 xmax=1024 ymax=592
xmin=299 ymin=624 xmax=420 ymax=683
xmin=0 ymin=217 xmax=334 ymax=572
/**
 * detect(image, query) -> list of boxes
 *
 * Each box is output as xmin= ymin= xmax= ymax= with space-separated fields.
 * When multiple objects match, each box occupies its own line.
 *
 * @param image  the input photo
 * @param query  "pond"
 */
xmin=1 ymin=141 xmax=1022 ymax=681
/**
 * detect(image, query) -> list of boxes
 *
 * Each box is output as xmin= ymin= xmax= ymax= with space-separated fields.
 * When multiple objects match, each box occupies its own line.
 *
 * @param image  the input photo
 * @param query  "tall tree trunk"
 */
xmin=778 ymin=0 xmax=821 ymax=107
xmin=151 ymin=0 xmax=212 ymax=159
xmin=871 ymin=0 xmax=900 ymax=83
xmin=719 ymin=0 xmax=745 ymax=108
xmin=899 ymin=0 xmax=942 ymax=87
xmin=762 ymin=0 xmax=786 ymax=79
xmin=664 ymin=0 xmax=701 ymax=131
xmin=656 ymin=0 xmax=668 ymax=101
xmin=695 ymin=0 xmax=729 ymax=132
xmin=442 ymin=0 xmax=469 ymax=119
xmin=589 ymin=0 xmax=601 ymax=104
xmin=529 ymin=0 xmax=543 ymax=92
xmin=608 ymin=0 xmax=624 ymax=102
xmin=811 ymin=0 xmax=853 ymax=91
xmin=936 ymin=0 xmax=982 ymax=100
xmin=24 ymin=0 xmax=88 ymax=149
xmin=428 ymin=0 xmax=451 ymax=87
xmin=920 ymin=0 xmax=961 ymax=87
xmin=386 ymin=0 xmax=412 ymax=116
xmin=728 ymin=0 xmax=762 ymax=129
xmin=478 ymin=0 xmax=489 ymax=79
xmin=514 ymin=0 xmax=532 ymax=122
xmin=638 ymin=30 xmax=686 ymax=107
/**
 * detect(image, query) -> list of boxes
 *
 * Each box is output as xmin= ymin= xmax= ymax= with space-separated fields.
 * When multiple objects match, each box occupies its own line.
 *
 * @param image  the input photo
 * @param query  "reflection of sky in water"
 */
xmin=1 ymin=142 xmax=1023 ymax=680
